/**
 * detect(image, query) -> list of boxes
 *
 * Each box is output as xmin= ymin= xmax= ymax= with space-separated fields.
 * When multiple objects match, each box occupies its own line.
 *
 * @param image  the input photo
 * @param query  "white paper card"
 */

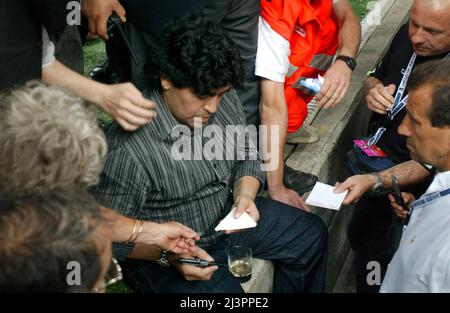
xmin=305 ymin=182 xmax=348 ymax=211
xmin=215 ymin=207 xmax=257 ymax=231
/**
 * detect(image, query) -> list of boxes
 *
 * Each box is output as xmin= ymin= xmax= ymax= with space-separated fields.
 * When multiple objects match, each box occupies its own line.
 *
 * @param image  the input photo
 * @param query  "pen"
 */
xmin=176 ymin=258 xmax=227 ymax=268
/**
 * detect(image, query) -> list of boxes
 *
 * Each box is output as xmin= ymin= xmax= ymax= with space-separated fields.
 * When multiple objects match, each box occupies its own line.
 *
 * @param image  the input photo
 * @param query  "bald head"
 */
xmin=409 ymin=0 xmax=450 ymax=56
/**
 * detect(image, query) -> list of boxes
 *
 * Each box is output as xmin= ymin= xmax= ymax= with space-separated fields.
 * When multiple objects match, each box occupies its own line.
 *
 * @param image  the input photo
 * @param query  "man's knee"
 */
xmin=292 ymin=211 xmax=328 ymax=254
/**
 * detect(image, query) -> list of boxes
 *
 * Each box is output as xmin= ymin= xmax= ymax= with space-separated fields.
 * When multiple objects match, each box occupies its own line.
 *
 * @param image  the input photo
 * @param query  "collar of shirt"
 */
xmin=408 ymin=170 xmax=450 ymax=215
xmin=143 ymin=88 xmax=182 ymax=142
xmin=424 ymin=170 xmax=450 ymax=194
xmin=142 ymin=88 xmax=216 ymax=143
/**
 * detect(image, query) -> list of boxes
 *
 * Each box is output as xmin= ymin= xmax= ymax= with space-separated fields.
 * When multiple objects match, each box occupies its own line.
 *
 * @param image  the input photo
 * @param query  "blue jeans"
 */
xmin=122 ymin=197 xmax=328 ymax=293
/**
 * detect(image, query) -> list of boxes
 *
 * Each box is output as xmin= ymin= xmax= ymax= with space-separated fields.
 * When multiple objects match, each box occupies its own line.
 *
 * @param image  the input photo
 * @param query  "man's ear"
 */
xmin=160 ymin=77 xmax=172 ymax=90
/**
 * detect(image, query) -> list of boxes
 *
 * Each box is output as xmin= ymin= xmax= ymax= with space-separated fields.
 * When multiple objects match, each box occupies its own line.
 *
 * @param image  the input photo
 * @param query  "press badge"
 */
xmin=353 ymin=139 xmax=387 ymax=157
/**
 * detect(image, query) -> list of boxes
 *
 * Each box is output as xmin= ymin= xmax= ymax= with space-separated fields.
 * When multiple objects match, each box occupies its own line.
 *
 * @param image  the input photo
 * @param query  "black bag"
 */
xmin=346 ymin=141 xmax=396 ymax=176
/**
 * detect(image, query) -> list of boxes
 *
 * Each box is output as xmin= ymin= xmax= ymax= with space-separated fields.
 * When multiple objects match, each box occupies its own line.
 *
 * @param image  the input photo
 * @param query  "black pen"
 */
xmin=176 ymin=258 xmax=227 ymax=268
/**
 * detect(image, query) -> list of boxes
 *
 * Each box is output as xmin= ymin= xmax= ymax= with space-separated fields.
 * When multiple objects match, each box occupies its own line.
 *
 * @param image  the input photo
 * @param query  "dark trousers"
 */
xmin=347 ymin=195 xmax=403 ymax=293
xmin=122 ymin=196 xmax=328 ymax=293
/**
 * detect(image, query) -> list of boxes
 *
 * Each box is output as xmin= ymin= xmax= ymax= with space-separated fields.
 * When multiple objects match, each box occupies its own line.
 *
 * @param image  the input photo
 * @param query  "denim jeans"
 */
xmin=122 ymin=196 xmax=328 ymax=293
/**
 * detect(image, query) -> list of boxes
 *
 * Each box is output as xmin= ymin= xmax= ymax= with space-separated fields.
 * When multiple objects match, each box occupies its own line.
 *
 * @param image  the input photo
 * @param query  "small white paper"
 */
xmin=305 ymin=182 xmax=348 ymax=211
xmin=215 ymin=207 xmax=257 ymax=231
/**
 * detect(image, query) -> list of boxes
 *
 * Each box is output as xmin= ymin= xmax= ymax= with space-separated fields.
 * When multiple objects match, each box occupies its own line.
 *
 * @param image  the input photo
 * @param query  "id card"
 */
xmin=353 ymin=139 xmax=387 ymax=157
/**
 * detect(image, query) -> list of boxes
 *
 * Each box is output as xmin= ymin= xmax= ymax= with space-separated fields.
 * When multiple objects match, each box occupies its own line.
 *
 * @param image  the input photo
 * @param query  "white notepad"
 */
xmin=215 ymin=207 xmax=257 ymax=231
xmin=305 ymin=182 xmax=348 ymax=211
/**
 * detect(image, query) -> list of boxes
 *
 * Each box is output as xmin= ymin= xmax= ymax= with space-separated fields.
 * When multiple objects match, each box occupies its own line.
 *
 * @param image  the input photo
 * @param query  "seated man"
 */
xmin=380 ymin=59 xmax=450 ymax=292
xmin=0 ymin=188 xmax=116 ymax=293
xmin=91 ymin=15 xmax=328 ymax=293
xmin=0 ymin=81 xmax=198 ymax=256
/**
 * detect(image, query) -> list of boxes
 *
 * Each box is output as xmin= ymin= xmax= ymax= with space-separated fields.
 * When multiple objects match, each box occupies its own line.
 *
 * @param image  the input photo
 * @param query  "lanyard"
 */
xmin=367 ymin=52 xmax=450 ymax=147
xmin=367 ymin=53 xmax=416 ymax=146
xmin=404 ymin=187 xmax=450 ymax=226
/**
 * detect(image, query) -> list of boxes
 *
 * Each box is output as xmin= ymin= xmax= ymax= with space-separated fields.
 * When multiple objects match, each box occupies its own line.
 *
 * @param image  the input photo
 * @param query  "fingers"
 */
xmin=366 ymin=95 xmax=389 ymax=115
xmin=332 ymin=82 xmax=349 ymax=109
xmin=172 ymin=239 xmax=197 ymax=254
xmin=334 ymin=180 xmax=353 ymax=205
xmin=402 ymin=192 xmax=415 ymax=205
xmin=366 ymin=84 xmax=395 ymax=114
xmin=322 ymin=79 xmax=346 ymax=109
xmin=177 ymin=223 xmax=200 ymax=240
xmin=96 ymin=16 xmax=109 ymax=40
xmin=297 ymin=196 xmax=311 ymax=212
xmin=395 ymin=209 xmax=408 ymax=219
xmin=317 ymin=79 xmax=339 ymax=109
xmin=117 ymin=109 xmax=155 ymax=127
xmin=387 ymin=84 xmax=397 ymax=95
xmin=184 ymin=265 xmax=218 ymax=281
xmin=193 ymin=247 xmax=214 ymax=262
xmin=234 ymin=204 xmax=246 ymax=219
xmin=112 ymin=1 xmax=127 ymax=22
xmin=316 ymin=79 xmax=331 ymax=107
xmin=342 ymin=190 xmax=359 ymax=206
xmin=87 ymin=18 xmax=97 ymax=38
xmin=388 ymin=194 xmax=408 ymax=219
xmin=224 ymin=229 xmax=239 ymax=235
xmin=334 ymin=181 xmax=349 ymax=194
xmin=289 ymin=191 xmax=310 ymax=211
xmin=106 ymin=84 xmax=157 ymax=131
xmin=171 ymin=241 xmax=191 ymax=254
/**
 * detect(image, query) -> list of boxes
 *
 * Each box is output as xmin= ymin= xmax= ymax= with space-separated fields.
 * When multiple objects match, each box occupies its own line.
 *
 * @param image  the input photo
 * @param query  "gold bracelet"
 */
xmin=124 ymin=219 xmax=138 ymax=243
xmin=131 ymin=220 xmax=144 ymax=244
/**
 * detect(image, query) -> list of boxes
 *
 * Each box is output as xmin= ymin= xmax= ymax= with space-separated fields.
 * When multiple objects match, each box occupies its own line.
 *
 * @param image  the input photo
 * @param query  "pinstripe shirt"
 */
xmin=90 ymin=88 xmax=264 ymax=260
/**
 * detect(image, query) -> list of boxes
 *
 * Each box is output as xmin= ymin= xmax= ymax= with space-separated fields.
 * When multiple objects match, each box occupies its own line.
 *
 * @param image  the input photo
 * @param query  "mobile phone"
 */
xmin=391 ymin=175 xmax=405 ymax=207
xmin=176 ymin=258 xmax=226 ymax=268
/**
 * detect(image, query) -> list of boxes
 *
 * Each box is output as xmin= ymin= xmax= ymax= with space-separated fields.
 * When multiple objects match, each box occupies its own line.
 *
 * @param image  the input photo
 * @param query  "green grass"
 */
xmin=83 ymin=38 xmax=113 ymax=125
xmin=83 ymin=38 xmax=106 ymax=76
xmin=107 ymin=281 xmax=134 ymax=293
xmin=350 ymin=0 xmax=372 ymax=19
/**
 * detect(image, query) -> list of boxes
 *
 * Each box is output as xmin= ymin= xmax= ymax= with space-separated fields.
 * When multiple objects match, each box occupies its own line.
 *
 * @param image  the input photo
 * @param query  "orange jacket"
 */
xmin=261 ymin=0 xmax=339 ymax=132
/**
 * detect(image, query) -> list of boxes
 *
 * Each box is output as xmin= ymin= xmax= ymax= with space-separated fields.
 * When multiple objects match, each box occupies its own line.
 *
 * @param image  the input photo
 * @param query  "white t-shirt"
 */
xmin=380 ymin=171 xmax=450 ymax=292
xmin=41 ymin=26 xmax=56 ymax=68
xmin=255 ymin=0 xmax=339 ymax=82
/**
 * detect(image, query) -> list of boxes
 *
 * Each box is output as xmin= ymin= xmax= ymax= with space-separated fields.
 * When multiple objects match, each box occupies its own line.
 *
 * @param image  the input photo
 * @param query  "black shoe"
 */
xmin=88 ymin=61 xmax=112 ymax=84
xmin=283 ymin=165 xmax=318 ymax=196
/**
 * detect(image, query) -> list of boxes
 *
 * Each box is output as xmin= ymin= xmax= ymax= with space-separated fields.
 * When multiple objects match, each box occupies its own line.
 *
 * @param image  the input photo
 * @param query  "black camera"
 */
xmin=106 ymin=13 xmax=138 ymax=65
xmin=106 ymin=12 xmax=123 ymax=38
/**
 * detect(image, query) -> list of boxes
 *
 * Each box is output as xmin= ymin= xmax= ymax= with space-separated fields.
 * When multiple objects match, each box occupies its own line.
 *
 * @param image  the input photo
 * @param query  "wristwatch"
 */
xmin=336 ymin=55 xmax=357 ymax=71
xmin=370 ymin=173 xmax=383 ymax=192
xmin=156 ymin=250 xmax=170 ymax=267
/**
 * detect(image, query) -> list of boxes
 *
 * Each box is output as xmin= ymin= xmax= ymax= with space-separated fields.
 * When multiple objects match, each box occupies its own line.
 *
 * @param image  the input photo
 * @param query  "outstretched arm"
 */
xmin=42 ymin=59 xmax=156 ymax=131
xmin=335 ymin=160 xmax=431 ymax=205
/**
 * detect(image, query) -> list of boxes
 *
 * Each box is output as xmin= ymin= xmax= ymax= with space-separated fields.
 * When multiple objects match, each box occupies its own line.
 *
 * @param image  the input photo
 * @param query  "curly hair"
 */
xmin=145 ymin=15 xmax=244 ymax=96
xmin=0 ymin=81 xmax=107 ymax=192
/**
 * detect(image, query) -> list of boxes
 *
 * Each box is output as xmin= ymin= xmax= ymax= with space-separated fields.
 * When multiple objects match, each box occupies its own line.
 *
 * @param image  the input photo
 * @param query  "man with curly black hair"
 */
xmin=92 ymin=15 xmax=328 ymax=293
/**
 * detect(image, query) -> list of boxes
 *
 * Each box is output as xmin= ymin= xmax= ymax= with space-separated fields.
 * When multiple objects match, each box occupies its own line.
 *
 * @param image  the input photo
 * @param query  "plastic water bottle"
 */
xmin=299 ymin=75 xmax=324 ymax=95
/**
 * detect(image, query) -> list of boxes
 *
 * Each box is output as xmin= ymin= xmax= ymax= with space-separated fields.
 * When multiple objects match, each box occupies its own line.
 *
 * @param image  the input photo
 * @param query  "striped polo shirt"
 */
xmin=90 ymin=88 xmax=264 ymax=260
